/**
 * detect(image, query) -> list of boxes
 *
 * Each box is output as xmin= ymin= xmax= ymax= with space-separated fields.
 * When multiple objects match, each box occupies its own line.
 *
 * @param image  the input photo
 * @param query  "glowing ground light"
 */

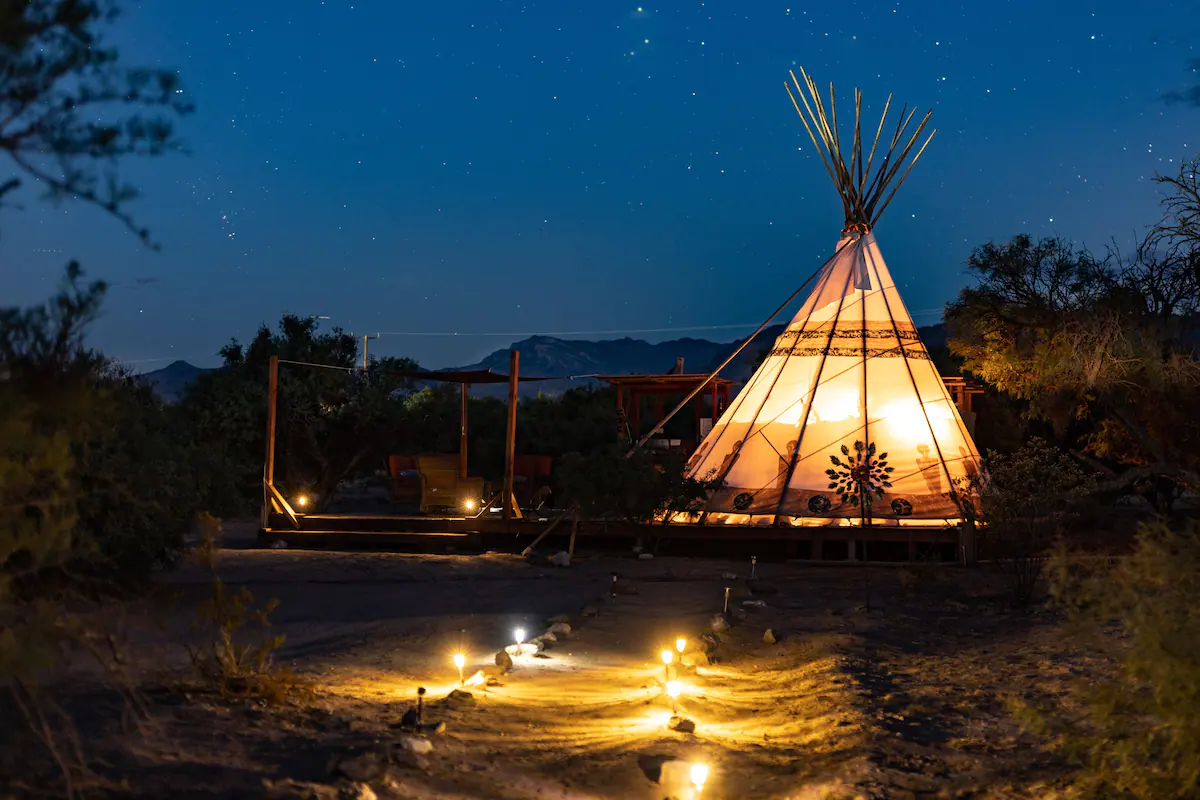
xmin=453 ymin=653 xmax=465 ymax=686
xmin=463 ymin=499 xmax=476 ymax=512
xmin=661 ymin=648 xmax=674 ymax=682
xmin=666 ymin=679 xmax=681 ymax=712
xmin=296 ymin=495 xmax=308 ymax=508
xmin=514 ymin=628 xmax=526 ymax=655
xmin=676 ymin=637 xmax=686 ymax=654
xmin=691 ymin=763 xmax=709 ymax=793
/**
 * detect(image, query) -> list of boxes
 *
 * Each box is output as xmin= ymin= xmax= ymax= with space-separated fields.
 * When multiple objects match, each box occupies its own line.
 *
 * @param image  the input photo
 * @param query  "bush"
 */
xmin=557 ymin=445 xmax=716 ymax=524
xmin=975 ymin=438 xmax=1092 ymax=604
xmin=1024 ymin=521 xmax=1200 ymax=798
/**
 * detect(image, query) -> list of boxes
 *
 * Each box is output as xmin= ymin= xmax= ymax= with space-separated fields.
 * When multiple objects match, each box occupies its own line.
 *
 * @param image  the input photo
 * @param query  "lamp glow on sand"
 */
xmin=514 ymin=628 xmax=526 ymax=655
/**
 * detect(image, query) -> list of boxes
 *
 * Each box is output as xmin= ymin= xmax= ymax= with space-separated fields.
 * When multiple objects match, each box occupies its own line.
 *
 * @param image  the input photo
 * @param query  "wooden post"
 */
xmin=459 ymin=382 xmax=469 ymax=478
xmin=260 ymin=354 xmax=279 ymax=531
xmin=711 ymin=379 xmax=719 ymax=426
xmin=502 ymin=350 xmax=520 ymax=525
xmin=362 ymin=335 xmax=369 ymax=371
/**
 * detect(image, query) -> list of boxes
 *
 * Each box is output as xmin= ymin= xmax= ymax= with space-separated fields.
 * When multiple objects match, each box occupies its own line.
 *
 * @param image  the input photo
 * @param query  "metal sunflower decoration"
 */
xmin=826 ymin=440 xmax=894 ymax=510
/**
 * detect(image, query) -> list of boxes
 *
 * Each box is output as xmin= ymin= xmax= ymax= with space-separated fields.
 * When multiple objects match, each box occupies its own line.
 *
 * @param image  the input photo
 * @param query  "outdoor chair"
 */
xmin=415 ymin=454 xmax=485 ymax=513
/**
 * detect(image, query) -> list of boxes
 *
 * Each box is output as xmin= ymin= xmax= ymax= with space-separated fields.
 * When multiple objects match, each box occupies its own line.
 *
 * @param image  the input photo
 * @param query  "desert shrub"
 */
xmin=976 ymin=437 xmax=1092 ymax=604
xmin=1023 ymin=521 xmax=1200 ymax=798
xmin=557 ymin=445 xmax=715 ymax=524
xmin=186 ymin=515 xmax=301 ymax=703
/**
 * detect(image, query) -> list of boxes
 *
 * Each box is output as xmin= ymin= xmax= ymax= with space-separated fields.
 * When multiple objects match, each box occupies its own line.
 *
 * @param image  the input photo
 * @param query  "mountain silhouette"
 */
xmin=138 ymin=324 xmax=951 ymax=401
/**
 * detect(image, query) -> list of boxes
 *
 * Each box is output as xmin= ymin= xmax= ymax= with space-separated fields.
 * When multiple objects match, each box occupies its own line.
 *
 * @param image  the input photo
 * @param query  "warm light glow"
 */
xmin=690 ymin=763 xmax=709 ymax=789
xmin=661 ymin=649 xmax=674 ymax=666
xmin=675 ymin=637 xmax=686 ymax=654
xmin=464 ymin=670 xmax=485 ymax=687
xmin=514 ymin=628 xmax=525 ymax=644
xmin=463 ymin=499 xmax=476 ymax=511
xmin=453 ymin=653 xmax=465 ymax=669
xmin=666 ymin=680 xmax=681 ymax=699
xmin=296 ymin=495 xmax=308 ymax=507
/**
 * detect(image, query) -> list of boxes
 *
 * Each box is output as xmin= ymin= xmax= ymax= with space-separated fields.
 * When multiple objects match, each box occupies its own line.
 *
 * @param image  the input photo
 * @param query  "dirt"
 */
xmin=1 ymin=523 xmax=1093 ymax=799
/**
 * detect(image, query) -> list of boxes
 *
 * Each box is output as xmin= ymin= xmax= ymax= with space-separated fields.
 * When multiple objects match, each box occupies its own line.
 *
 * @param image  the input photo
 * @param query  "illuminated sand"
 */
xmin=4 ymin=525 xmax=1092 ymax=797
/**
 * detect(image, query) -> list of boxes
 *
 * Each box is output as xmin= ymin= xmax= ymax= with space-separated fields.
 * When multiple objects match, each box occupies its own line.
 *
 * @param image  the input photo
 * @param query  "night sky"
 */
xmin=1 ymin=1 xmax=1196 ymax=371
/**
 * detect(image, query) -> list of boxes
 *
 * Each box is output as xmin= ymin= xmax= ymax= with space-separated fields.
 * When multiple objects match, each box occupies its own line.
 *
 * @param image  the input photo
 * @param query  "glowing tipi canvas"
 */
xmin=684 ymin=70 xmax=982 ymax=526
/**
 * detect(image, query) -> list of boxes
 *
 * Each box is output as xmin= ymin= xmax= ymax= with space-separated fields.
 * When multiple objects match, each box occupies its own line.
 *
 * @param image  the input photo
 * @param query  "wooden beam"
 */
xmin=459 ymin=382 xmax=469 ymax=478
xmin=502 ymin=350 xmax=520 ymax=525
xmin=260 ymin=354 xmax=279 ymax=531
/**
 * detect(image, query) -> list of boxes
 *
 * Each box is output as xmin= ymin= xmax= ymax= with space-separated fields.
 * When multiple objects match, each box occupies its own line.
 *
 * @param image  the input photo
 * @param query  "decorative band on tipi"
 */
xmin=683 ymin=69 xmax=983 ymax=526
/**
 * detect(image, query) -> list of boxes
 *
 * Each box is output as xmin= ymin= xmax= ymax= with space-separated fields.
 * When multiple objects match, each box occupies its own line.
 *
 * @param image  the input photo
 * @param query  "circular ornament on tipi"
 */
xmin=890 ymin=498 xmax=913 ymax=516
xmin=807 ymin=495 xmax=832 ymax=514
xmin=733 ymin=492 xmax=754 ymax=511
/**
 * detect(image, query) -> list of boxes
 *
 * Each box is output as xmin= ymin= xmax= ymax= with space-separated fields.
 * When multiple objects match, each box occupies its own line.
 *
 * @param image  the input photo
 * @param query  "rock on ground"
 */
xmin=764 ymin=628 xmax=778 ymax=644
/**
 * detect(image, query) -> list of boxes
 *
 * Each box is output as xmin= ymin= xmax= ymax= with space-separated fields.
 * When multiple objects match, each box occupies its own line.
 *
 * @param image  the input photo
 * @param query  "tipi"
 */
xmin=683 ymin=69 xmax=982 ymax=526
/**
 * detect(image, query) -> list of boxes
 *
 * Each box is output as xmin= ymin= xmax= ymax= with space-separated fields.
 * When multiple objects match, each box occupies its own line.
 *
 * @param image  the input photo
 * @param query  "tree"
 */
xmin=945 ymin=162 xmax=1200 ymax=495
xmin=0 ymin=0 xmax=192 ymax=245
xmin=180 ymin=315 xmax=419 ymax=511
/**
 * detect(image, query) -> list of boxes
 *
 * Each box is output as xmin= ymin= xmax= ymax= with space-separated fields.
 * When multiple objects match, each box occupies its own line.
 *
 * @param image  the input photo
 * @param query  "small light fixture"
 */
xmin=514 ymin=628 xmax=526 ymax=655
xmin=690 ymin=763 xmax=709 ymax=793
xmin=675 ymin=637 xmax=686 ymax=655
xmin=666 ymin=679 xmax=681 ymax=712
xmin=463 ymin=498 xmax=476 ymax=512
xmin=296 ymin=495 xmax=308 ymax=508
xmin=661 ymin=649 xmax=674 ymax=682
xmin=453 ymin=653 xmax=465 ymax=686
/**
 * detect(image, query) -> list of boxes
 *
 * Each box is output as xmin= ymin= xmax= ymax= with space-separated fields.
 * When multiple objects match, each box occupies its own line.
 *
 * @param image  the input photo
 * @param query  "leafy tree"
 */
xmin=0 ymin=0 xmax=192 ymax=245
xmin=945 ymin=162 xmax=1200 ymax=495
xmin=181 ymin=315 xmax=419 ymax=511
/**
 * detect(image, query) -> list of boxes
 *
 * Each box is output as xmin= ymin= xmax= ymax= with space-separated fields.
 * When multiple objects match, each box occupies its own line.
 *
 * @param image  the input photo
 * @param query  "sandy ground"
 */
xmin=1 ymin=523 xmax=1092 ymax=799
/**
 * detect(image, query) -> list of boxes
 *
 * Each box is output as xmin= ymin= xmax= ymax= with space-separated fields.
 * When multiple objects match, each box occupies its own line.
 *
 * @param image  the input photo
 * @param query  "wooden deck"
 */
xmin=259 ymin=511 xmax=964 ymax=562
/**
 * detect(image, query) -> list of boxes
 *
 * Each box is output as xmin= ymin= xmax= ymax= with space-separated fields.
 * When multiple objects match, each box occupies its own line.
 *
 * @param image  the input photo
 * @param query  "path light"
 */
xmin=661 ymin=649 xmax=674 ymax=682
xmin=296 ymin=495 xmax=308 ymax=508
xmin=751 ymin=554 xmax=757 ymax=579
xmin=666 ymin=679 xmax=681 ymax=713
xmin=723 ymin=586 xmax=730 ymax=613
xmin=463 ymin=498 xmax=476 ymax=512
xmin=675 ymin=637 xmax=687 ymax=655
xmin=690 ymin=763 xmax=709 ymax=794
xmin=514 ymin=628 xmax=526 ymax=655
xmin=453 ymin=653 xmax=466 ymax=686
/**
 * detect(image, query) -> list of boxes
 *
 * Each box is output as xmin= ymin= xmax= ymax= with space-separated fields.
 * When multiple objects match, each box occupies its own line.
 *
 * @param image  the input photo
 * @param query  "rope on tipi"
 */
xmin=785 ymin=68 xmax=935 ymax=236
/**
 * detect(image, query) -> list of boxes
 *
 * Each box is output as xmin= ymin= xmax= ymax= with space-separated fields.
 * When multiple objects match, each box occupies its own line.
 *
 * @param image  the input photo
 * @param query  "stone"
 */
xmin=764 ymin=628 xmax=778 ymax=645
xmin=445 ymin=689 xmax=476 ymax=707
xmin=710 ymin=614 xmax=730 ymax=633
xmin=548 ymin=551 xmax=571 ymax=567
xmin=546 ymin=622 xmax=571 ymax=638
xmin=495 ymin=649 xmax=513 ymax=671
xmin=482 ymin=663 xmax=507 ymax=678
xmin=742 ymin=599 xmax=766 ymax=608
xmin=667 ymin=715 xmax=696 ymax=733
xmin=528 ymin=636 xmax=549 ymax=653
xmin=270 ymin=540 xmax=288 ymax=549
xmin=681 ymin=650 xmax=709 ymax=667
xmin=547 ymin=613 xmax=571 ymax=624
xmin=396 ymin=735 xmax=434 ymax=755
xmin=338 ymin=783 xmax=377 ymax=800
xmin=333 ymin=749 xmax=387 ymax=782
xmin=721 ymin=571 xmax=738 ymax=580
xmin=580 ymin=604 xmax=598 ymax=617
xmin=637 ymin=553 xmax=654 ymax=560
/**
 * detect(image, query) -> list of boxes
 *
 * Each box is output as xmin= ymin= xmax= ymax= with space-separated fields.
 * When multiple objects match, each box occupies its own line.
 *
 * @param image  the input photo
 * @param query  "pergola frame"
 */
xmin=259 ymin=351 xmax=547 ymax=530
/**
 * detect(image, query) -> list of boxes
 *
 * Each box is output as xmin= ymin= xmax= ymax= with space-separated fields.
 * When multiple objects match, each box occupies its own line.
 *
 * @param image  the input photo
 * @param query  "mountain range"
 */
xmin=138 ymin=323 xmax=951 ymax=401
